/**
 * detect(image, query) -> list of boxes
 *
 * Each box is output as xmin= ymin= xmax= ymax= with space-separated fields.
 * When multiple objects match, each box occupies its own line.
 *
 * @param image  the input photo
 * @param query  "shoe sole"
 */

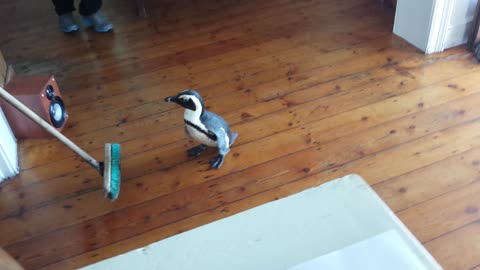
xmin=83 ymin=18 xmax=113 ymax=33
xmin=61 ymin=25 xmax=80 ymax=33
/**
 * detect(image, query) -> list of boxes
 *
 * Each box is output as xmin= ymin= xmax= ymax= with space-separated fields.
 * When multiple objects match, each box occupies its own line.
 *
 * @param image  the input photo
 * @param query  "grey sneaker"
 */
xmin=59 ymin=13 xmax=80 ymax=33
xmin=83 ymin=11 xmax=113 ymax=33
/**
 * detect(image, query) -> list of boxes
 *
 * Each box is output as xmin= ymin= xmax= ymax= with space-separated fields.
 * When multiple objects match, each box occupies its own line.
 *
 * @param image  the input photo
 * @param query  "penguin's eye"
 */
xmin=179 ymin=96 xmax=188 ymax=101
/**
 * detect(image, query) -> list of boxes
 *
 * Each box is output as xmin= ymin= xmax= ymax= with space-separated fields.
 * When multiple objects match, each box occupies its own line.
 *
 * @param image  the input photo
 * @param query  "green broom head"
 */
xmin=103 ymin=143 xmax=121 ymax=201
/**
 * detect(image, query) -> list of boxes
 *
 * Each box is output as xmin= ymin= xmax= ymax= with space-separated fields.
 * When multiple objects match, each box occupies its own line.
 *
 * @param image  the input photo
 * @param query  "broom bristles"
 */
xmin=103 ymin=143 xmax=121 ymax=201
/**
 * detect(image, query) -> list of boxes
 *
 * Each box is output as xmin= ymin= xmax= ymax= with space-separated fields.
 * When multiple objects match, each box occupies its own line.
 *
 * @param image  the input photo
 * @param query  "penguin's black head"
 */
xmin=164 ymin=90 xmax=204 ymax=111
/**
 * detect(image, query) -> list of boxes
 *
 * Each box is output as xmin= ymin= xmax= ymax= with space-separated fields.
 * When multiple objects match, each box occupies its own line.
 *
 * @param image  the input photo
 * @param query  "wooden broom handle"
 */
xmin=0 ymin=248 xmax=24 ymax=270
xmin=0 ymin=86 xmax=101 ymax=171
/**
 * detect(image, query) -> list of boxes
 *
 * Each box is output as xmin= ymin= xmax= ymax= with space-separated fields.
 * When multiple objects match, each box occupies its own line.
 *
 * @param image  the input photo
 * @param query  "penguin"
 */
xmin=164 ymin=90 xmax=238 ymax=169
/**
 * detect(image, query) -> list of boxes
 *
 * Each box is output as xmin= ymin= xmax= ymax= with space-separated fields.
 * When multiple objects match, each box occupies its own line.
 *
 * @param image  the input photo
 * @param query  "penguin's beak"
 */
xmin=164 ymin=96 xmax=177 ymax=103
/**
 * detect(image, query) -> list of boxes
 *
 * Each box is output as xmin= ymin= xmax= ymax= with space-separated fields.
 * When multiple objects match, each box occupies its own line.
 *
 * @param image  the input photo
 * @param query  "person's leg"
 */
xmin=52 ymin=0 xmax=79 ymax=33
xmin=80 ymin=0 xmax=113 ymax=32
xmin=78 ymin=0 xmax=102 ymax=16
xmin=52 ymin=0 xmax=75 ymax=15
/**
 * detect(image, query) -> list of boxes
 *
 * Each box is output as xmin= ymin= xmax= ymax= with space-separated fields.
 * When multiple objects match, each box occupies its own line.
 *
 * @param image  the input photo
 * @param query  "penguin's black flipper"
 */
xmin=188 ymin=144 xmax=208 ymax=156
xmin=210 ymin=155 xmax=224 ymax=169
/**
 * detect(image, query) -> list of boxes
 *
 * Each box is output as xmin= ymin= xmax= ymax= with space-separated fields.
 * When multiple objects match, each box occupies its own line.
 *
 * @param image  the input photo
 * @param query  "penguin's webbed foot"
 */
xmin=210 ymin=155 xmax=224 ymax=169
xmin=187 ymin=144 xmax=209 ymax=157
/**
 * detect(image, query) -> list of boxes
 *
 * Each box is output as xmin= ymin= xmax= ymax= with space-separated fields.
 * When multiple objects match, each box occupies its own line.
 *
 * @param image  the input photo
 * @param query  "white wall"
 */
xmin=0 ymin=107 xmax=19 ymax=181
xmin=443 ymin=0 xmax=478 ymax=48
xmin=393 ymin=0 xmax=436 ymax=52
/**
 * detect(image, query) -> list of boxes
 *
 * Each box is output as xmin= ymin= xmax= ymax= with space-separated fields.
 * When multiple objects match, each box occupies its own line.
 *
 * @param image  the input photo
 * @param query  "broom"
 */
xmin=0 ymin=86 xmax=121 ymax=201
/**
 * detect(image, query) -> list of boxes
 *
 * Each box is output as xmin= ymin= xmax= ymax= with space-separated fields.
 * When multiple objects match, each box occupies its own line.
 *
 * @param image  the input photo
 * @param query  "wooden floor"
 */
xmin=0 ymin=0 xmax=479 ymax=269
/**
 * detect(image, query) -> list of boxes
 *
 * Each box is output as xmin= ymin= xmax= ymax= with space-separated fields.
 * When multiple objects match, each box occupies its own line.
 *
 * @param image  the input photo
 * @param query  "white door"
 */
xmin=393 ymin=0 xmax=436 ymax=53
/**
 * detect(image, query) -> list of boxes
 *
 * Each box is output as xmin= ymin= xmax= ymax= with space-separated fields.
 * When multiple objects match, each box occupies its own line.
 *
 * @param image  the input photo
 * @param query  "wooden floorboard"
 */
xmin=0 ymin=0 xmax=479 ymax=269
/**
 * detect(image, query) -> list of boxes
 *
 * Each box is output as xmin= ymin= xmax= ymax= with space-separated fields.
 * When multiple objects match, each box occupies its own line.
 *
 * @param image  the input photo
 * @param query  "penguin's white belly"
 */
xmin=185 ymin=125 xmax=218 ymax=147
